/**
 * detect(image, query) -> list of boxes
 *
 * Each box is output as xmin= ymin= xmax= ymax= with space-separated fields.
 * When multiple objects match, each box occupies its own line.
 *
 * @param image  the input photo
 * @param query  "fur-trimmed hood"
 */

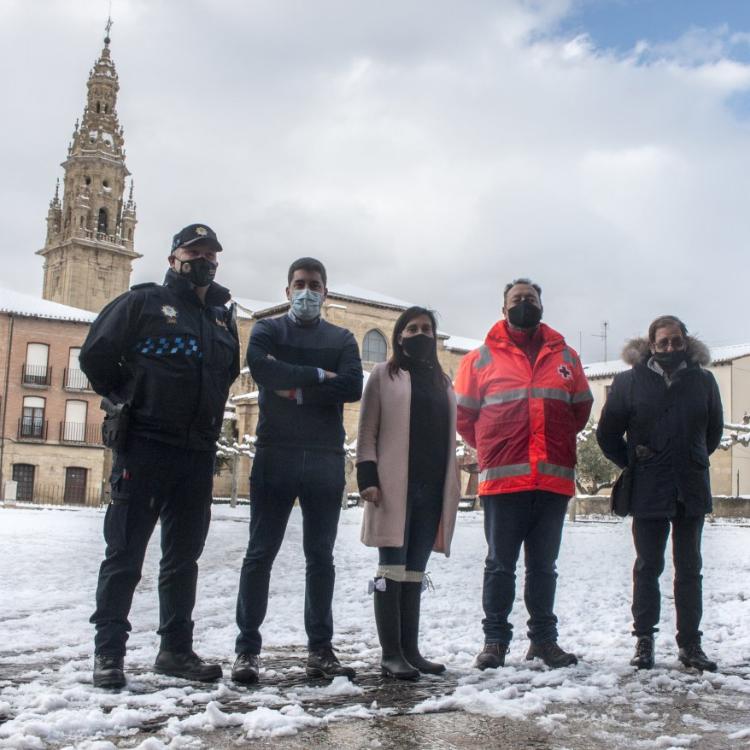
xmin=621 ymin=336 xmax=711 ymax=367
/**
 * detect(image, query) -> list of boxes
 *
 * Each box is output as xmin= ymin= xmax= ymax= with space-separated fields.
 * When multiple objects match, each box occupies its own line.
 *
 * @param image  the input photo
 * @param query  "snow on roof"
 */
xmin=709 ymin=343 xmax=750 ymax=364
xmin=584 ymin=342 xmax=750 ymax=380
xmin=0 ymin=288 xmax=97 ymax=323
xmin=232 ymin=296 xmax=281 ymax=319
xmin=327 ymin=284 xmax=414 ymax=310
xmin=583 ymin=360 xmax=630 ymax=379
xmin=443 ymin=335 xmax=483 ymax=353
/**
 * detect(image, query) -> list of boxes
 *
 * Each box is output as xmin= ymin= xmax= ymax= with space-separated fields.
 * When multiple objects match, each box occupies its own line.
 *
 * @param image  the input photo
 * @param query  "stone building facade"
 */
xmin=0 ymin=293 xmax=106 ymax=505
xmin=37 ymin=28 xmax=139 ymax=313
xmin=219 ymin=286 xmax=478 ymax=498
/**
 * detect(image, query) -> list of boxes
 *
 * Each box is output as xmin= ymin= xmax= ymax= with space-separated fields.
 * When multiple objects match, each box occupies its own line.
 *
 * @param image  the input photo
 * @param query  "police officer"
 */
xmin=80 ymin=224 xmax=240 ymax=689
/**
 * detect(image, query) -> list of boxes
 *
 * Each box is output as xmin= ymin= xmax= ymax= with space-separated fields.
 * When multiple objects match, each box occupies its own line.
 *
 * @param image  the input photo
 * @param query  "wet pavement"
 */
xmin=3 ymin=648 xmax=748 ymax=749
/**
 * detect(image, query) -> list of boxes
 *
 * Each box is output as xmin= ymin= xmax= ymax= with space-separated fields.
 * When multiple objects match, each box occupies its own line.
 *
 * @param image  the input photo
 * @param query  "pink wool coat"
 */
xmin=356 ymin=363 xmax=461 ymax=556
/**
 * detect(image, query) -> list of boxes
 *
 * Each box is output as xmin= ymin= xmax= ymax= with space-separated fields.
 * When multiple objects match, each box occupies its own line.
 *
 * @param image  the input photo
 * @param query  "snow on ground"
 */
xmin=1 ymin=505 xmax=750 ymax=749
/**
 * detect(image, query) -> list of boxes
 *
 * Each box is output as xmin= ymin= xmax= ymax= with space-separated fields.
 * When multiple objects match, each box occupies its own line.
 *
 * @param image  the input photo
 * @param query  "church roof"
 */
xmin=0 ymin=288 xmax=97 ymax=324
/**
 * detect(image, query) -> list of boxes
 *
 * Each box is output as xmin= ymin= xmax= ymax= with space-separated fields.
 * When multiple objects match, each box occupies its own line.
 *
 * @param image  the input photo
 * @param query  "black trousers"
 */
xmin=91 ymin=438 xmax=214 ymax=656
xmin=482 ymin=491 xmax=570 ymax=645
xmin=235 ymin=446 xmax=345 ymax=655
xmin=378 ymin=480 xmax=443 ymax=574
xmin=631 ymin=505 xmax=704 ymax=646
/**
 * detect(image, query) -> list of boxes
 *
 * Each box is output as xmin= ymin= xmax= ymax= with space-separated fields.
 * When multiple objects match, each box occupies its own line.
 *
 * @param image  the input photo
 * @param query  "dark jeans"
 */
xmin=632 ymin=505 xmax=704 ymax=646
xmin=235 ymin=446 xmax=345 ymax=655
xmin=91 ymin=438 xmax=214 ymax=656
xmin=482 ymin=491 xmax=569 ymax=645
xmin=378 ymin=480 xmax=443 ymax=573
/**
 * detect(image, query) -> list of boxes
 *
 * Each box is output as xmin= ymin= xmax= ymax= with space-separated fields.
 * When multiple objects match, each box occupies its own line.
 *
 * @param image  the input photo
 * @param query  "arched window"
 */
xmin=97 ymin=208 xmax=108 ymax=234
xmin=363 ymin=329 xmax=388 ymax=363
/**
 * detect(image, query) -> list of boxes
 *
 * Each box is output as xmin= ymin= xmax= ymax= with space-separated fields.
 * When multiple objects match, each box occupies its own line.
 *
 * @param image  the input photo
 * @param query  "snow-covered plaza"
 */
xmin=1 ymin=505 xmax=750 ymax=749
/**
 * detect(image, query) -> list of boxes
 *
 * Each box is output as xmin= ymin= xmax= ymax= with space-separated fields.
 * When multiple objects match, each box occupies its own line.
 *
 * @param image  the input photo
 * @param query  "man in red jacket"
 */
xmin=455 ymin=278 xmax=592 ymax=669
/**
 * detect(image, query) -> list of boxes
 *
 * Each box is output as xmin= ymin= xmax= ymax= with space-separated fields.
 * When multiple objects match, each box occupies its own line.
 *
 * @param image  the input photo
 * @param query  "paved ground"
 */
xmin=3 ymin=648 xmax=748 ymax=749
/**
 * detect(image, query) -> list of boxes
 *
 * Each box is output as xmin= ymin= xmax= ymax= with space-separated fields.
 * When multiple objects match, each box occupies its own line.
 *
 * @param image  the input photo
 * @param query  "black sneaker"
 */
xmin=93 ymin=654 xmax=126 ymax=689
xmin=678 ymin=643 xmax=717 ymax=672
xmin=306 ymin=647 xmax=356 ymax=680
xmin=474 ymin=643 xmax=508 ymax=670
xmin=154 ymin=650 xmax=222 ymax=682
xmin=232 ymin=652 xmax=260 ymax=684
xmin=630 ymin=636 xmax=655 ymax=670
xmin=526 ymin=641 xmax=578 ymax=668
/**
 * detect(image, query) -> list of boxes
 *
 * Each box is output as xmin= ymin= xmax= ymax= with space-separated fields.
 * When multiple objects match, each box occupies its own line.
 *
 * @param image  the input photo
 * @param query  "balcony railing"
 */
xmin=59 ymin=422 xmax=102 ymax=446
xmin=18 ymin=417 xmax=48 ymax=441
xmin=22 ymin=364 xmax=52 ymax=387
xmin=64 ymin=367 xmax=91 ymax=391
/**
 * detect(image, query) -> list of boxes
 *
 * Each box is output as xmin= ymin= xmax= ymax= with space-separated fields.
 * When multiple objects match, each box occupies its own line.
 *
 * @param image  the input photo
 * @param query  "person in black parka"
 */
xmin=596 ymin=315 xmax=723 ymax=672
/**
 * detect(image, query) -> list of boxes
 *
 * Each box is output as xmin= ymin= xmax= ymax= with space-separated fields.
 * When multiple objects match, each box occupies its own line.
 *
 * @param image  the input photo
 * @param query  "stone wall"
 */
xmin=227 ymin=298 xmax=472 ymax=498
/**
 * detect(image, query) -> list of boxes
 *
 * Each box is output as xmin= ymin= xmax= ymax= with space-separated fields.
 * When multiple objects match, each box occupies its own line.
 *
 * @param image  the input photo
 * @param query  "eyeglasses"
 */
xmin=654 ymin=336 xmax=685 ymax=352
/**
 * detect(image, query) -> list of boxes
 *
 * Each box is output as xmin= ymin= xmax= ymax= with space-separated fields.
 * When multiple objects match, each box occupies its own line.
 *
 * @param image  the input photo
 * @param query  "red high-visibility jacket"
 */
xmin=455 ymin=321 xmax=592 ymax=498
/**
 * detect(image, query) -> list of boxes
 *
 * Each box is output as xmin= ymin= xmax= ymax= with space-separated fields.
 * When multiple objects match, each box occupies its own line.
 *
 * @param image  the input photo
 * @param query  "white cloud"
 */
xmin=1 ymin=0 xmax=749 ymax=362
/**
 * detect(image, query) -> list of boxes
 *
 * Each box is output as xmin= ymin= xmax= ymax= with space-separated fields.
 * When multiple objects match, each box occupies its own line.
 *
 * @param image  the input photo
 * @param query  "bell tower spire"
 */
xmin=37 ymin=20 xmax=141 ymax=313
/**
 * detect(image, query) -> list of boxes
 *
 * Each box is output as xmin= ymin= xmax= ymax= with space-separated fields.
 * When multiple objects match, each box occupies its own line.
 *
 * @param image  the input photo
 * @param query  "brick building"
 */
xmin=0 ymin=291 xmax=105 ymax=504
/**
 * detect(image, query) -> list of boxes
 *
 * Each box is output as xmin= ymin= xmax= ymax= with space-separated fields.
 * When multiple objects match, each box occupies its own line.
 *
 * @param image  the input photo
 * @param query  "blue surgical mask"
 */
xmin=291 ymin=288 xmax=323 ymax=321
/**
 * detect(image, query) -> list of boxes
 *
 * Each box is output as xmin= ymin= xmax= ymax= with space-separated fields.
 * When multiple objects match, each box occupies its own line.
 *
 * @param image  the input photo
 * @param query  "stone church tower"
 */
xmin=38 ymin=24 xmax=140 ymax=312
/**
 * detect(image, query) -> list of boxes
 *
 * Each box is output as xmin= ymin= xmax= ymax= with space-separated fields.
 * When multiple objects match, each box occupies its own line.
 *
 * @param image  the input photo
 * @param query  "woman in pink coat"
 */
xmin=357 ymin=306 xmax=461 ymax=680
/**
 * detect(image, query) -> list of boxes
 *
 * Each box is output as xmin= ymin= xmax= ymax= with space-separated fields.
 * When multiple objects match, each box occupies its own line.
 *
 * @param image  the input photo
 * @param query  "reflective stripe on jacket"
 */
xmin=454 ymin=320 xmax=593 ymax=497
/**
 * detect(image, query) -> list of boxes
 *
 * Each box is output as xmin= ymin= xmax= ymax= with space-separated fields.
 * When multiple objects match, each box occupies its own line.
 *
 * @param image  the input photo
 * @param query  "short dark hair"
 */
xmin=288 ymin=257 xmax=327 ymax=287
xmin=648 ymin=315 xmax=688 ymax=343
xmin=503 ymin=277 xmax=542 ymax=304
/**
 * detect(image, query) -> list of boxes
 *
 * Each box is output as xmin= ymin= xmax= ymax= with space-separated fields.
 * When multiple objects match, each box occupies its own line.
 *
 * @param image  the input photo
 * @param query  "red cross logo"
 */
xmin=558 ymin=364 xmax=572 ymax=380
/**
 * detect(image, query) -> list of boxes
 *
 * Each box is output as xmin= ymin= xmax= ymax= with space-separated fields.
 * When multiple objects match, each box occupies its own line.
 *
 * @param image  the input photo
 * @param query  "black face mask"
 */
xmin=176 ymin=257 xmax=217 ymax=287
xmin=402 ymin=334 xmax=434 ymax=360
xmin=507 ymin=300 xmax=542 ymax=330
xmin=653 ymin=350 xmax=688 ymax=372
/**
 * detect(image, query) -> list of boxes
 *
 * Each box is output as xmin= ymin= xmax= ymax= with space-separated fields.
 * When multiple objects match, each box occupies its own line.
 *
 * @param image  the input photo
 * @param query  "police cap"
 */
xmin=171 ymin=224 xmax=223 ymax=253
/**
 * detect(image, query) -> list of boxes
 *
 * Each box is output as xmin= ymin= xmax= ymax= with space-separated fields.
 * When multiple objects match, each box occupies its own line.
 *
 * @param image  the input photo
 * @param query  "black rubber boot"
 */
xmin=400 ymin=581 xmax=445 ymax=675
xmin=630 ymin=636 xmax=655 ymax=670
xmin=373 ymin=579 xmax=419 ymax=680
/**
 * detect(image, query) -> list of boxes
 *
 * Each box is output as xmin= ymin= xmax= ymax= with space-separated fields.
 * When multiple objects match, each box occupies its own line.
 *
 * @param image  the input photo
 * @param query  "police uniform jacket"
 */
xmin=80 ymin=269 xmax=240 ymax=452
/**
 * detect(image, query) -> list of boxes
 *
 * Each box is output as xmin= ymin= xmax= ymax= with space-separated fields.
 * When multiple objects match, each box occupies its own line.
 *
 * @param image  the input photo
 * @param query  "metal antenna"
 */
xmin=591 ymin=321 xmax=609 ymax=362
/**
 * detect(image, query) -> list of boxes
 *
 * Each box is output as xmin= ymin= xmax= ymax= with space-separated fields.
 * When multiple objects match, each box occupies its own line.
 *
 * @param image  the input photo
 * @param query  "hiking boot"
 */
xmin=154 ymin=650 xmax=222 ymax=682
xmin=93 ymin=654 xmax=125 ymax=689
xmin=232 ymin=652 xmax=260 ymax=684
xmin=474 ymin=643 xmax=508 ymax=670
xmin=678 ymin=642 xmax=717 ymax=672
xmin=306 ymin=647 xmax=356 ymax=680
xmin=526 ymin=641 xmax=578 ymax=668
xmin=630 ymin=636 xmax=655 ymax=670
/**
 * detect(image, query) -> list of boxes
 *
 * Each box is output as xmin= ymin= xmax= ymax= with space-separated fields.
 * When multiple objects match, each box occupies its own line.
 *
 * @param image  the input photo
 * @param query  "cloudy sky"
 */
xmin=2 ymin=0 xmax=749 ymax=361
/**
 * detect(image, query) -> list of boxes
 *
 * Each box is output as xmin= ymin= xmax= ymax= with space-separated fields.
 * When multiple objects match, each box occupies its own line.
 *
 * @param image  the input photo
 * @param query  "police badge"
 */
xmin=162 ymin=305 xmax=178 ymax=324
